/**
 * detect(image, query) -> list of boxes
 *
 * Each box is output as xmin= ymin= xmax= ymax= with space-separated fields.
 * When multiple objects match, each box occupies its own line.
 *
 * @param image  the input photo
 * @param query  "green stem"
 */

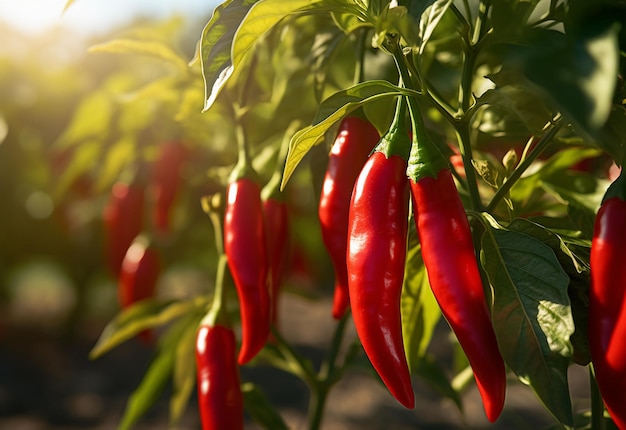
xmin=204 ymin=254 xmax=230 ymax=327
xmin=271 ymin=327 xmax=317 ymax=387
xmin=471 ymin=0 xmax=490 ymax=46
xmin=455 ymin=123 xmax=483 ymax=211
xmin=590 ymin=366 xmax=606 ymax=430
xmin=262 ymin=120 xmax=302 ymax=201
xmin=307 ymin=386 xmax=328 ymax=430
xmin=307 ymin=312 xmax=351 ymax=430
xmin=462 ymin=0 xmax=473 ymax=25
xmin=320 ymin=311 xmax=350 ymax=382
xmin=486 ymin=117 xmax=563 ymax=212
xmin=353 ymin=28 xmax=368 ymax=86
xmin=449 ymin=3 xmax=471 ymax=34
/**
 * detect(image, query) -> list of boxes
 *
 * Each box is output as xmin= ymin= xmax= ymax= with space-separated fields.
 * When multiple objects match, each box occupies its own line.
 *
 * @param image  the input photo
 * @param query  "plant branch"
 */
xmin=486 ymin=116 xmax=564 ymax=212
xmin=307 ymin=312 xmax=351 ymax=430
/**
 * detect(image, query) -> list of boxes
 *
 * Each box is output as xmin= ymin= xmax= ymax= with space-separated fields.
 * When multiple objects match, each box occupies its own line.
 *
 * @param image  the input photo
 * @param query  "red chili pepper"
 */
xmin=410 ymin=168 xmax=506 ymax=422
xmin=103 ymin=181 xmax=145 ymax=276
xmin=347 ymin=99 xmax=414 ymax=409
xmin=224 ymin=178 xmax=271 ymax=364
xmin=152 ymin=141 xmax=188 ymax=234
xmin=403 ymin=86 xmax=506 ymax=421
xmin=118 ymin=237 xmax=161 ymax=342
xmin=262 ymin=198 xmax=290 ymax=327
xmin=589 ymin=171 xmax=626 ymax=429
xmin=195 ymin=323 xmax=244 ymax=430
xmin=319 ymin=116 xmax=379 ymax=319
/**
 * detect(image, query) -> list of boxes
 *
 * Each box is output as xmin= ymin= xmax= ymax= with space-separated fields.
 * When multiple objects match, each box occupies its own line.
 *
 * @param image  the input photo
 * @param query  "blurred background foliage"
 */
xmin=0 ymin=10 xmax=327 ymax=355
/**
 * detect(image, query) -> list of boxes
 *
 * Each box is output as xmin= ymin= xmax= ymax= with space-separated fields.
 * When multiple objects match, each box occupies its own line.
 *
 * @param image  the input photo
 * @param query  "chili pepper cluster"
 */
xmin=319 ymin=98 xmax=506 ymax=421
xmin=102 ymin=141 xmax=188 ymax=339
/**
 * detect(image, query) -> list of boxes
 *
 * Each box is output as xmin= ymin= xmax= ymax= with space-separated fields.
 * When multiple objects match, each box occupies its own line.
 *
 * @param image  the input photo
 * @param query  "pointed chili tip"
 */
xmin=392 ymin=385 xmax=415 ymax=409
xmin=331 ymin=281 xmax=350 ymax=320
xmin=237 ymin=346 xmax=256 ymax=365
xmin=476 ymin=379 xmax=506 ymax=422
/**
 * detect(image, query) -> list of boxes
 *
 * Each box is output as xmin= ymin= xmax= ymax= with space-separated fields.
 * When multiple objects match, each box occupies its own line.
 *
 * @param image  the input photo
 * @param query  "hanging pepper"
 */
xmin=151 ymin=141 xmax=188 ymax=234
xmin=196 ymin=322 xmax=244 ymax=430
xmin=118 ymin=237 xmax=160 ymax=308
xmin=319 ymin=116 xmax=379 ymax=319
xmin=261 ymin=125 xmax=297 ymax=329
xmin=406 ymin=97 xmax=506 ymax=422
xmin=261 ymin=198 xmax=289 ymax=326
xmin=589 ymin=170 xmax=626 ymax=430
xmin=197 ymin=200 xmax=244 ymax=430
xmin=103 ymin=181 xmax=145 ymax=276
xmin=118 ymin=236 xmax=161 ymax=342
xmin=347 ymin=97 xmax=414 ymax=408
xmin=224 ymin=126 xmax=271 ymax=364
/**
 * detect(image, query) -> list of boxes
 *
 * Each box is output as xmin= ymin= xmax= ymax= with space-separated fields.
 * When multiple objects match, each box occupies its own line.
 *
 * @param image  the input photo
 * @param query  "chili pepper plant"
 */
xmin=69 ymin=0 xmax=626 ymax=429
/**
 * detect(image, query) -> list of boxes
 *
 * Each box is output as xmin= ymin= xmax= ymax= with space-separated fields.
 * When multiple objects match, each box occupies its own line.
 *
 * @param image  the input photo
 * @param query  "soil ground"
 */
xmin=0 ymin=292 xmax=591 ymax=430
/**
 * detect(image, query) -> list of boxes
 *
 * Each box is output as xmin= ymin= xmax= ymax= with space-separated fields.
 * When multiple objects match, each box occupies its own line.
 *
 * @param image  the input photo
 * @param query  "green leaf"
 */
xmin=541 ymin=172 xmax=607 ymax=214
xmin=54 ymin=140 xmax=101 ymax=199
xmin=169 ymin=315 xmax=203 ymax=426
xmin=417 ymin=0 xmax=453 ymax=53
xmin=56 ymin=91 xmax=113 ymax=148
xmin=490 ymin=0 xmax=541 ymax=38
xmin=88 ymin=39 xmax=190 ymax=71
xmin=94 ymin=136 xmax=136 ymax=192
xmin=507 ymin=218 xmax=588 ymax=275
xmin=476 ymin=84 xmax=553 ymax=135
xmin=231 ymin=0 xmax=325 ymax=88
xmin=480 ymin=221 xmax=574 ymax=426
xmin=117 ymin=315 xmax=195 ymax=430
xmin=90 ymin=298 xmax=208 ymax=360
xmin=520 ymin=25 xmax=620 ymax=137
xmin=241 ymin=383 xmax=289 ymax=430
xmin=597 ymin=105 xmax=626 ymax=164
xmin=401 ymin=222 xmax=440 ymax=370
xmin=281 ymin=81 xmax=415 ymax=188
xmin=567 ymin=203 xmax=597 ymax=240
xmin=200 ymin=0 xmax=258 ymax=111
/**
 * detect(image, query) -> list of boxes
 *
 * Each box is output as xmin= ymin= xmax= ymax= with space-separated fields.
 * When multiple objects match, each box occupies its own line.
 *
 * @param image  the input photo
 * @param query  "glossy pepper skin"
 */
xmin=195 ymin=324 xmax=244 ymax=430
xmin=152 ymin=141 xmax=188 ymax=234
xmin=103 ymin=182 xmax=145 ymax=276
xmin=589 ymin=173 xmax=626 ymax=430
xmin=118 ymin=238 xmax=161 ymax=343
xmin=347 ymin=151 xmax=414 ymax=409
xmin=224 ymin=178 xmax=271 ymax=364
xmin=262 ymin=198 xmax=290 ymax=326
xmin=411 ymin=168 xmax=505 ymax=422
xmin=118 ymin=239 xmax=161 ymax=309
xmin=319 ymin=116 xmax=379 ymax=319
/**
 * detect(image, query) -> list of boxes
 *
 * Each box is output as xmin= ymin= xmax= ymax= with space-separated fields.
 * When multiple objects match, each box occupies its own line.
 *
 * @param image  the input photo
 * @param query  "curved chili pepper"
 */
xmin=224 ymin=178 xmax=271 ymax=364
xmin=262 ymin=198 xmax=290 ymax=327
xmin=589 ymin=171 xmax=626 ymax=429
xmin=196 ymin=323 xmax=244 ymax=430
xmin=410 ymin=168 xmax=506 ymax=422
xmin=103 ymin=181 xmax=145 ymax=276
xmin=347 ymin=99 xmax=414 ymax=409
xmin=319 ymin=116 xmax=379 ymax=319
xmin=151 ymin=141 xmax=188 ymax=233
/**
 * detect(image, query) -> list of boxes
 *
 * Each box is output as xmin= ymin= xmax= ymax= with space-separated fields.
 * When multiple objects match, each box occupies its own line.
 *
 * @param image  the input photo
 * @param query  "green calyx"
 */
xmin=405 ymin=95 xmax=448 ymax=182
xmin=376 ymin=95 xmax=411 ymax=160
xmin=603 ymin=167 xmax=626 ymax=202
xmin=406 ymin=130 xmax=448 ymax=182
